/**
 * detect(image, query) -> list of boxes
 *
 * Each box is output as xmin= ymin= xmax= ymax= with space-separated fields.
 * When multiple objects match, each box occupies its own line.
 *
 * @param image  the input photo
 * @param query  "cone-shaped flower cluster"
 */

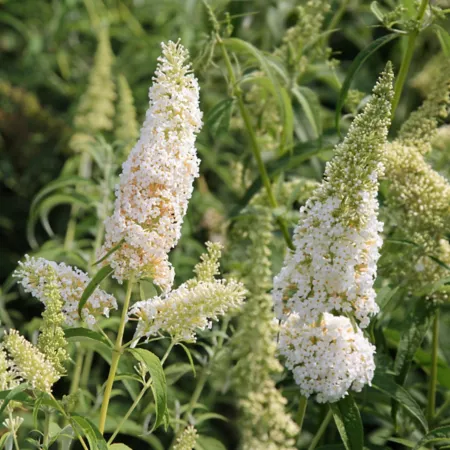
xmin=129 ymin=243 xmax=245 ymax=343
xmin=70 ymin=28 xmax=116 ymax=152
xmin=36 ymin=266 xmax=69 ymax=374
xmin=15 ymin=256 xmax=117 ymax=328
xmin=228 ymin=208 xmax=299 ymax=450
xmin=273 ymin=65 xmax=394 ymax=403
xmin=100 ymin=41 xmax=203 ymax=291
xmin=383 ymin=62 xmax=450 ymax=300
xmin=115 ymin=74 xmax=139 ymax=153
xmin=273 ymin=66 xmax=393 ymax=329
xmin=275 ymin=0 xmax=331 ymax=75
xmin=3 ymin=330 xmax=60 ymax=393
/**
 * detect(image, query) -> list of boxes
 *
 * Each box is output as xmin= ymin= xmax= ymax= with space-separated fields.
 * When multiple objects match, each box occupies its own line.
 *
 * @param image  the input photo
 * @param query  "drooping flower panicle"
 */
xmin=15 ymin=256 xmax=117 ymax=328
xmin=273 ymin=64 xmax=394 ymax=328
xmin=129 ymin=243 xmax=245 ymax=343
xmin=278 ymin=313 xmax=376 ymax=403
xmin=3 ymin=330 xmax=60 ymax=393
xmin=100 ymin=41 xmax=203 ymax=291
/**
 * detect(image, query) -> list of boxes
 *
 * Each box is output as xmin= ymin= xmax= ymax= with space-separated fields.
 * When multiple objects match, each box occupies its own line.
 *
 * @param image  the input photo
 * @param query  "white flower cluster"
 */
xmin=273 ymin=65 xmax=394 ymax=403
xmin=3 ymin=330 xmax=60 ymax=393
xmin=173 ymin=425 xmax=198 ymax=450
xmin=130 ymin=279 xmax=245 ymax=343
xmin=273 ymin=191 xmax=382 ymax=328
xmin=15 ymin=256 xmax=117 ymax=328
xmin=100 ymin=41 xmax=202 ymax=291
xmin=279 ymin=314 xmax=375 ymax=403
xmin=0 ymin=348 xmax=19 ymax=409
xmin=130 ymin=242 xmax=245 ymax=343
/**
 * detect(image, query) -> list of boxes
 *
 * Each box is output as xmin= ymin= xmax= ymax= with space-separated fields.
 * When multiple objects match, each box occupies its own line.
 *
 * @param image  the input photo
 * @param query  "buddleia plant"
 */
xmin=274 ymin=64 xmax=393 ymax=403
xmin=382 ymin=62 xmax=450 ymax=301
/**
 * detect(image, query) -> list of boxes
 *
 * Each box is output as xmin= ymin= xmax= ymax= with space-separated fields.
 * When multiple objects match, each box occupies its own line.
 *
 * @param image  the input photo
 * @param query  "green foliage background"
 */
xmin=1 ymin=0 xmax=450 ymax=449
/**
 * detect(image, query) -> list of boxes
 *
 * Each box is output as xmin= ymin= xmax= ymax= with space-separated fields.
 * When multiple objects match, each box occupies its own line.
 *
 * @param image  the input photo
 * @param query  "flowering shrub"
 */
xmin=0 ymin=1 xmax=450 ymax=449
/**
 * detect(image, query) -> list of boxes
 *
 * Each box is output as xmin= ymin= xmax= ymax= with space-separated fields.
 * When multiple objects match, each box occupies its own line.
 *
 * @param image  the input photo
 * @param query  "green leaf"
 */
xmin=179 ymin=343 xmax=196 ymax=377
xmin=292 ymin=85 xmax=322 ymax=140
xmin=413 ymin=426 xmax=450 ymax=449
xmin=222 ymin=37 xmax=290 ymax=152
xmin=372 ymin=371 xmax=428 ymax=432
xmin=330 ymin=395 xmax=364 ymax=450
xmin=375 ymin=285 xmax=399 ymax=310
xmin=195 ymin=436 xmax=227 ymax=450
xmin=30 ymin=176 xmax=92 ymax=212
xmin=387 ymin=437 xmax=417 ymax=448
xmin=205 ymin=98 xmax=234 ymax=136
xmin=128 ymin=348 xmax=167 ymax=431
xmin=71 ymin=415 xmax=108 ymax=450
xmin=108 ymin=444 xmax=133 ymax=450
xmin=195 ymin=412 xmax=228 ymax=424
xmin=139 ymin=279 xmax=158 ymax=301
xmin=240 ymin=73 xmax=294 ymax=154
xmin=335 ymin=33 xmax=399 ymax=132
xmin=370 ymin=2 xmax=386 ymax=22
xmin=433 ymin=25 xmax=450 ymax=57
xmin=0 ymin=383 xmax=29 ymax=416
xmin=78 ymin=264 xmax=113 ymax=318
xmin=232 ymin=139 xmax=328 ymax=212
xmin=65 ymin=327 xmax=112 ymax=349
xmin=27 ymin=192 xmax=91 ymax=248
xmin=394 ymin=297 xmax=436 ymax=385
xmin=93 ymin=239 xmax=125 ymax=266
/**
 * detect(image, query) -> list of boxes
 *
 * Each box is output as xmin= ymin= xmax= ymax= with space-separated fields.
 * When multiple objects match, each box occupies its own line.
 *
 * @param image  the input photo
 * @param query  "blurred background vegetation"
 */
xmin=1 ymin=0 xmax=450 ymax=448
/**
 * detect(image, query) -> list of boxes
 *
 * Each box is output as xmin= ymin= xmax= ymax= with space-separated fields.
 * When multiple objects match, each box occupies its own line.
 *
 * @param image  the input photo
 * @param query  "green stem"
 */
xmin=9 ymin=411 xmax=20 ymax=450
xmin=326 ymin=0 xmax=350 ymax=36
xmin=169 ymin=320 xmax=229 ymax=449
xmin=89 ymin=152 xmax=112 ymax=269
xmin=43 ymin=411 xmax=51 ymax=448
xmin=107 ymin=341 xmax=175 ymax=444
xmin=50 ymin=394 xmax=89 ymax=450
xmin=98 ymin=276 xmax=134 ymax=434
xmin=70 ymin=346 xmax=85 ymax=395
xmin=64 ymin=152 xmax=92 ymax=251
xmin=391 ymin=0 xmax=429 ymax=116
xmin=308 ymin=409 xmax=332 ymax=450
xmin=217 ymin=35 xmax=294 ymax=250
xmin=296 ymin=395 xmax=308 ymax=438
xmin=427 ymin=309 xmax=439 ymax=424
xmin=80 ymin=349 xmax=94 ymax=389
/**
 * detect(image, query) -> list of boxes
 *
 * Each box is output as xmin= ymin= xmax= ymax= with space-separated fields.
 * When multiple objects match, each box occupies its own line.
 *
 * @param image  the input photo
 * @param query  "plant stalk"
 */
xmin=9 ymin=411 xmax=20 ymax=450
xmin=43 ymin=411 xmax=50 ymax=448
xmin=64 ymin=152 xmax=92 ymax=251
xmin=50 ymin=394 xmax=89 ymax=450
xmin=427 ymin=309 xmax=440 ymax=424
xmin=308 ymin=409 xmax=332 ymax=450
xmin=217 ymin=35 xmax=294 ymax=250
xmin=391 ymin=0 xmax=429 ymax=116
xmin=296 ymin=395 xmax=308 ymax=437
xmin=98 ymin=276 xmax=134 ymax=434
xmin=107 ymin=341 xmax=175 ymax=444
